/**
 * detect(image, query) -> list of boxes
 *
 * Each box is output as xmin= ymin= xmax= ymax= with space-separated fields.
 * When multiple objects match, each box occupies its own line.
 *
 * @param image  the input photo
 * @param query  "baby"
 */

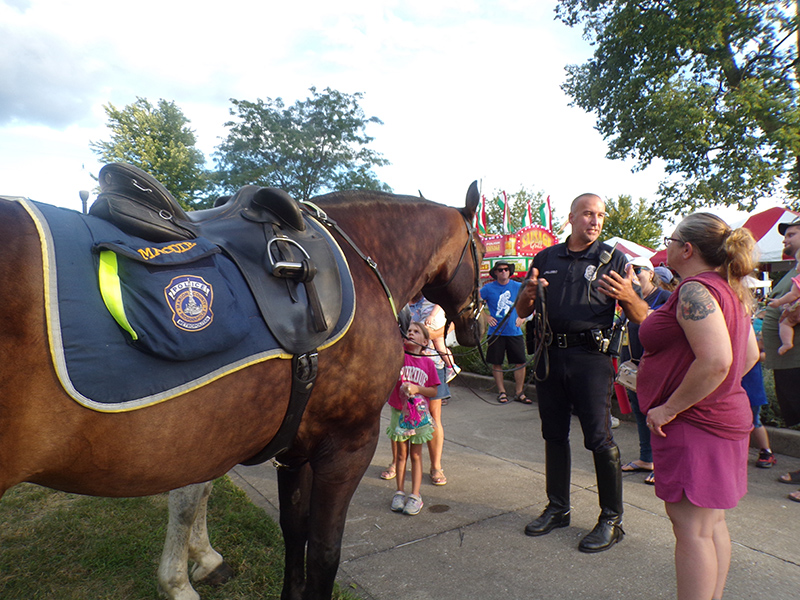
xmin=768 ymin=249 xmax=800 ymax=355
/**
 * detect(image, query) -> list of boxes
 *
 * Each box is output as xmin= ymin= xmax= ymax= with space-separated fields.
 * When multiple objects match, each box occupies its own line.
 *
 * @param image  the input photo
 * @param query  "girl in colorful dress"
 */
xmin=387 ymin=322 xmax=440 ymax=515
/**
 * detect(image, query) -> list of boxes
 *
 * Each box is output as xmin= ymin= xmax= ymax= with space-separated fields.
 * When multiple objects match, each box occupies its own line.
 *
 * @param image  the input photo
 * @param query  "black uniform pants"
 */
xmin=534 ymin=345 xmax=616 ymax=453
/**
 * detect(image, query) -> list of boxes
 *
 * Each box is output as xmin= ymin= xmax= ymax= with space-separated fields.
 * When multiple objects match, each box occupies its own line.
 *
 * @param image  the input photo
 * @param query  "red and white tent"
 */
xmin=740 ymin=206 xmax=800 ymax=262
xmin=650 ymin=206 xmax=800 ymax=266
xmin=602 ymin=236 xmax=655 ymax=260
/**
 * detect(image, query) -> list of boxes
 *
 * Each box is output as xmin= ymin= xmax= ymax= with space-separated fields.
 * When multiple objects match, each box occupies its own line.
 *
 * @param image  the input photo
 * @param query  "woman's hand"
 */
xmin=646 ymin=405 xmax=676 ymax=438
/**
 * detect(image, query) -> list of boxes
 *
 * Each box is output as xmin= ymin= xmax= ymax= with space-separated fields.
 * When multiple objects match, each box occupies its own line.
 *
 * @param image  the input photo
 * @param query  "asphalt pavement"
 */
xmin=229 ymin=373 xmax=800 ymax=600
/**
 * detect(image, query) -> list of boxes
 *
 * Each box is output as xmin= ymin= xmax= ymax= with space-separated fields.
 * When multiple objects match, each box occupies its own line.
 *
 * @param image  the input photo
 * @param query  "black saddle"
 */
xmin=90 ymin=163 xmax=343 ymax=356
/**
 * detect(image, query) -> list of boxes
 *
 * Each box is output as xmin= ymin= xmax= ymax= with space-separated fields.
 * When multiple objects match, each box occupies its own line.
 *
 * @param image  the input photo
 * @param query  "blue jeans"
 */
xmin=627 ymin=388 xmax=652 ymax=463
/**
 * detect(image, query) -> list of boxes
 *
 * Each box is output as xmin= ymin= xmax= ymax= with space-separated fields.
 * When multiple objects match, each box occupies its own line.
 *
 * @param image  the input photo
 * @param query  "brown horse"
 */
xmin=0 ymin=183 xmax=484 ymax=599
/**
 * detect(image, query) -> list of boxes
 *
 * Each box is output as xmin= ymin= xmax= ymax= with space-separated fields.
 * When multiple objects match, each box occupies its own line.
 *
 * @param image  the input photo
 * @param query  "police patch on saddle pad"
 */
xmin=15 ymin=198 xmax=355 ymax=412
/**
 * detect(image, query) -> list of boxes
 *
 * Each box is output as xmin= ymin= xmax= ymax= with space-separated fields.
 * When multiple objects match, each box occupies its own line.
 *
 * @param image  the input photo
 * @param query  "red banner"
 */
xmin=481 ymin=234 xmax=506 ymax=258
xmin=515 ymin=225 xmax=557 ymax=257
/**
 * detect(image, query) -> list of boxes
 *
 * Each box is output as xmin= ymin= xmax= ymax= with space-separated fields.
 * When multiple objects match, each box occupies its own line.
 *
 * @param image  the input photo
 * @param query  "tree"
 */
xmin=558 ymin=0 xmax=800 ymax=213
xmin=601 ymin=195 xmax=664 ymax=249
xmin=90 ymin=98 xmax=210 ymax=209
xmin=482 ymin=186 xmax=560 ymax=234
xmin=213 ymin=87 xmax=392 ymax=201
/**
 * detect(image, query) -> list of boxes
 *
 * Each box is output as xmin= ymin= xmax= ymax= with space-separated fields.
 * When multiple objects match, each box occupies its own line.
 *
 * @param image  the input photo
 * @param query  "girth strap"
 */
xmin=239 ymin=351 xmax=319 ymax=465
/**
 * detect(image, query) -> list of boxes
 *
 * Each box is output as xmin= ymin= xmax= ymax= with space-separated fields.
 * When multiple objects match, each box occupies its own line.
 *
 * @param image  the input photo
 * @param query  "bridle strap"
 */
xmin=301 ymin=201 xmax=400 ymax=323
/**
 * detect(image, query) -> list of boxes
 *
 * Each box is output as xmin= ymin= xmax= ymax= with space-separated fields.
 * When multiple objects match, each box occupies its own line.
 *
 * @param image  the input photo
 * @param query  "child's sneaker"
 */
xmin=390 ymin=491 xmax=406 ymax=512
xmin=403 ymin=493 xmax=424 ymax=515
xmin=756 ymin=449 xmax=777 ymax=468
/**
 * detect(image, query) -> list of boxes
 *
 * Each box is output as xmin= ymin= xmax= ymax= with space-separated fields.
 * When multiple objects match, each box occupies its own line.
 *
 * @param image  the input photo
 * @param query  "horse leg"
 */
xmin=158 ymin=481 xmax=225 ymax=600
xmin=277 ymin=461 xmax=313 ymax=600
xmin=187 ymin=482 xmax=234 ymax=586
xmin=304 ymin=439 xmax=379 ymax=599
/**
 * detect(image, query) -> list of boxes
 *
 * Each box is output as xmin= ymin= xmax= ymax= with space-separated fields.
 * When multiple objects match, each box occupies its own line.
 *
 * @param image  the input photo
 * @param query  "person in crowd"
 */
xmin=620 ymin=256 xmax=671 ymax=485
xmin=638 ymin=214 xmax=759 ymax=600
xmin=480 ymin=261 xmax=529 ymax=404
xmin=424 ymin=334 xmax=451 ymax=486
xmin=386 ymin=322 xmax=440 ymax=515
xmin=408 ymin=292 xmax=460 ymax=382
xmin=516 ymin=193 xmax=648 ymax=553
xmin=654 ymin=266 xmax=678 ymax=292
xmin=767 ymin=248 xmax=800 ymax=355
xmin=760 ymin=217 xmax=800 ymax=492
xmin=745 ymin=310 xmax=776 ymax=468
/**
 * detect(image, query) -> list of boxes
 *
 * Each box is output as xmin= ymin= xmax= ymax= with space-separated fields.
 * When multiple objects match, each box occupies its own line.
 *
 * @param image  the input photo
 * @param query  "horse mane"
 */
xmin=311 ymin=189 xmax=444 ymax=210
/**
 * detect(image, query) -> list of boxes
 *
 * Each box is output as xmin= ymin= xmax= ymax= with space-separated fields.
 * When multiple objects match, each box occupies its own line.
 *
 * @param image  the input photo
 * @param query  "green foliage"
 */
xmin=558 ymin=0 xmax=800 ymax=213
xmin=0 ymin=477 xmax=358 ymax=599
xmin=601 ymin=195 xmax=664 ymax=249
xmin=90 ymin=98 xmax=211 ymax=210
xmin=483 ymin=186 xmax=559 ymax=234
xmin=214 ymin=87 xmax=392 ymax=201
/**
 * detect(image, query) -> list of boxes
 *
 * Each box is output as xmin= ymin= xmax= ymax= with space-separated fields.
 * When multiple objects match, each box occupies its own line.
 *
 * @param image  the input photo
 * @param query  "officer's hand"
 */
xmin=516 ymin=268 xmax=548 ymax=318
xmin=598 ymin=264 xmax=636 ymax=302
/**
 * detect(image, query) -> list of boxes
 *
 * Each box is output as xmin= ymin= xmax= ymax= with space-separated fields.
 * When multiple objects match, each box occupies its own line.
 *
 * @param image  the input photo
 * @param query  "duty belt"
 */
xmin=553 ymin=329 xmax=612 ymax=349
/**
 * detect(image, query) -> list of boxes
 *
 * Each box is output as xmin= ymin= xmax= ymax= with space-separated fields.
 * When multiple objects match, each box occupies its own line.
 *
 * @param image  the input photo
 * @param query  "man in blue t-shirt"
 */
xmin=479 ymin=261 xmax=529 ymax=404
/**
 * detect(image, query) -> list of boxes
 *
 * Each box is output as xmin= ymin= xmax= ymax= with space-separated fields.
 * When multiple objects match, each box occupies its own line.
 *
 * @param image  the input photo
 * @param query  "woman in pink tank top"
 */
xmin=638 ymin=213 xmax=760 ymax=600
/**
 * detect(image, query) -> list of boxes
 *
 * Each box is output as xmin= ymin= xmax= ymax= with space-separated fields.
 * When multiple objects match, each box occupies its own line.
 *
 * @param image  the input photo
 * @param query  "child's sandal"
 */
xmin=380 ymin=465 xmax=396 ymax=480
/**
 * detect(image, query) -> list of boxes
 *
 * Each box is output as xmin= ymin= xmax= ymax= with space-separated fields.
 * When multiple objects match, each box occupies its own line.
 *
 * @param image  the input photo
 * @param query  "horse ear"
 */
xmin=462 ymin=180 xmax=479 ymax=220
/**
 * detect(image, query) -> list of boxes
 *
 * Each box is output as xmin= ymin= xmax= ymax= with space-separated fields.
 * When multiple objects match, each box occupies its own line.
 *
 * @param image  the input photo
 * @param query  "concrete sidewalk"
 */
xmin=230 ymin=375 xmax=800 ymax=600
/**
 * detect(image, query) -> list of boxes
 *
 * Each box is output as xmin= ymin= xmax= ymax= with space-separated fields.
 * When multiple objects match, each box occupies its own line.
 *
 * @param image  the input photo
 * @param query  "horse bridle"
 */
xmin=423 ymin=211 xmax=485 ymax=338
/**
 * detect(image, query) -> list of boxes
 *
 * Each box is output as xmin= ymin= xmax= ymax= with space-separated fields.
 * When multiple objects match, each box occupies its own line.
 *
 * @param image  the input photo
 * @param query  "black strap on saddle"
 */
xmin=239 ymin=351 xmax=318 ymax=465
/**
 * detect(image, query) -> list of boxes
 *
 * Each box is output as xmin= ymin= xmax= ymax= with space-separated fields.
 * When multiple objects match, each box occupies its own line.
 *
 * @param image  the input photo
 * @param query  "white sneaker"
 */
xmin=403 ymin=493 xmax=424 ymax=515
xmin=390 ymin=491 xmax=406 ymax=512
xmin=610 ymin=416 xmax=620 ymax=429
xmin=445 ymin=365 xmax=461 ymax=383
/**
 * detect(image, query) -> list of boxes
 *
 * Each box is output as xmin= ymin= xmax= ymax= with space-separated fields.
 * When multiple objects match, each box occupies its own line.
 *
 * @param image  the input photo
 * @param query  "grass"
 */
xmin=0 ymin=477 xmax=359 ymax=600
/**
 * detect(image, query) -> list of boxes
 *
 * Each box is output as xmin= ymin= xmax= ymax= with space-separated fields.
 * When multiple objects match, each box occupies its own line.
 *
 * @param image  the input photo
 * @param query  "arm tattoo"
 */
xmin=679 ymin=282 xmax=717 ymax=321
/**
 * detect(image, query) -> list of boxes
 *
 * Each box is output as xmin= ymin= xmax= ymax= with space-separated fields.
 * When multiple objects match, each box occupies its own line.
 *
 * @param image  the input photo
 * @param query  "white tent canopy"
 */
xmin=602 ymin=236 xmax=656 ymax=260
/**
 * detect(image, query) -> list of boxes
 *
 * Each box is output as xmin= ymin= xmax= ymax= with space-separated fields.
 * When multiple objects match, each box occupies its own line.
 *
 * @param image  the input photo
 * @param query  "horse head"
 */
xmin=422 ymin=181 xmax=486 ymax=347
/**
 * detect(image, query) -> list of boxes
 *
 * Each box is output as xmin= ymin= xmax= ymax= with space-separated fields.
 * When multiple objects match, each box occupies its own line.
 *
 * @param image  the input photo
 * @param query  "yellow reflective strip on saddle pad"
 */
xmin=97 ymin=250 xmax=139 ymax=341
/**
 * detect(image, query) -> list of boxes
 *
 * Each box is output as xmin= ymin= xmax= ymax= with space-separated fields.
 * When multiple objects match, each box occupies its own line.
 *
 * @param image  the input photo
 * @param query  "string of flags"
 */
xmin=474 ymin=192 xmax=553 ymax=235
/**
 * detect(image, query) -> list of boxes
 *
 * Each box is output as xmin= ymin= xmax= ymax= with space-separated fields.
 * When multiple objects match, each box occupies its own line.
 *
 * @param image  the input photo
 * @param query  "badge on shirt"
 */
xmin=584 ymin=265 xmax=597 ymax=281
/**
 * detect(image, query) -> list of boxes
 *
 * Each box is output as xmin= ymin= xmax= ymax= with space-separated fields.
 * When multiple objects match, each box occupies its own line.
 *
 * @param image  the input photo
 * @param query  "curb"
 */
xmin=450 ymin=371 xmax=800 ymax=459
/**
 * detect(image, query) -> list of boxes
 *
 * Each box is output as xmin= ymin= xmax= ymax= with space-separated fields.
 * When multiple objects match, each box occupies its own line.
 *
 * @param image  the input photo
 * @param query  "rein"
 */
xmin=423 ymin=212 xmax=485 ymax=344
xmin=304 ymin=201 xmax=484 ymax=342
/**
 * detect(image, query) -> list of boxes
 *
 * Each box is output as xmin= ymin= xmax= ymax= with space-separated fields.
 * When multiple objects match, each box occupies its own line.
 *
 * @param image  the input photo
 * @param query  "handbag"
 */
xmin=615 ymin=359 xmax=638 ymax=392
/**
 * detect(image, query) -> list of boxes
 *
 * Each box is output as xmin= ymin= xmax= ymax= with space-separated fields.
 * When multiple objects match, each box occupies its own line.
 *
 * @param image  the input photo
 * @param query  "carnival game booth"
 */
xmin=480 ymin=225 xmax=557 ymax=280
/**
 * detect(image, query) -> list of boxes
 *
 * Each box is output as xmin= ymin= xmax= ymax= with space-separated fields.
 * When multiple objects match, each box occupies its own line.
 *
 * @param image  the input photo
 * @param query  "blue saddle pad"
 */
xmin=16 ymin=198 xmax=355 ymax=412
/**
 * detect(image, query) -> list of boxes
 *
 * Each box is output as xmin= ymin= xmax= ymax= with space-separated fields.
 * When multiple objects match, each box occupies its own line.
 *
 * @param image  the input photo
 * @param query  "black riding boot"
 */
xmin=525 ymin=441 xmax=571 ymax=536
xmin=579 ymin=445 xmax=624 ymax=553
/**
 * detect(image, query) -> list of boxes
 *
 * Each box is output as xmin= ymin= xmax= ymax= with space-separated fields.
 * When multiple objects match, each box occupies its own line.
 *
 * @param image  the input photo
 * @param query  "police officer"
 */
xmin=516 ymin=193 xmax=647 ymax=553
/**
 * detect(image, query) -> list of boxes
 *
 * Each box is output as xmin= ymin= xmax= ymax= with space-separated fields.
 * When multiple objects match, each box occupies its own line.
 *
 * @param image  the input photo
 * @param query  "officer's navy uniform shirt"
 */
xmin=530 ymin=238 xmax=628 ymax=333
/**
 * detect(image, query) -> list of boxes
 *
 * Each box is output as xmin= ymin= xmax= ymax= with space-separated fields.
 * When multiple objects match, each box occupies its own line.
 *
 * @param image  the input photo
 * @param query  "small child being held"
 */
xmin=768 ymin=249 xmax=800 ymax=355
xmin=386 ymin=321 xmax=440 ymax=516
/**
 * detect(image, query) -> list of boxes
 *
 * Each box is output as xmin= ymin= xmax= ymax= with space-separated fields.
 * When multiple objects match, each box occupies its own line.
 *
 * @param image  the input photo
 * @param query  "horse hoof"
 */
xmin=197 ymin=561 xmax=235 ymax=587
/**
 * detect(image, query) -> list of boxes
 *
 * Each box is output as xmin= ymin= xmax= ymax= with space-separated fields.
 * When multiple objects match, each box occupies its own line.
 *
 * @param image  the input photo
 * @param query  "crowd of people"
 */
xmin=377 ymin=193 xmax=800 ymax=599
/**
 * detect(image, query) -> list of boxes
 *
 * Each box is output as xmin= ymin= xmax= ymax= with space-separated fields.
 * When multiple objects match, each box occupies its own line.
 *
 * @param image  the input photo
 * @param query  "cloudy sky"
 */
xmin=0 ymin=0 xmax=764 ymax=228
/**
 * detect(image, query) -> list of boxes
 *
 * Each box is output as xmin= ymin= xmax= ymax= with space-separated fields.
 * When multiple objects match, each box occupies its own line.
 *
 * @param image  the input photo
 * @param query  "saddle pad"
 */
xmin=14 ymin=198 xmax=356 ymax=412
